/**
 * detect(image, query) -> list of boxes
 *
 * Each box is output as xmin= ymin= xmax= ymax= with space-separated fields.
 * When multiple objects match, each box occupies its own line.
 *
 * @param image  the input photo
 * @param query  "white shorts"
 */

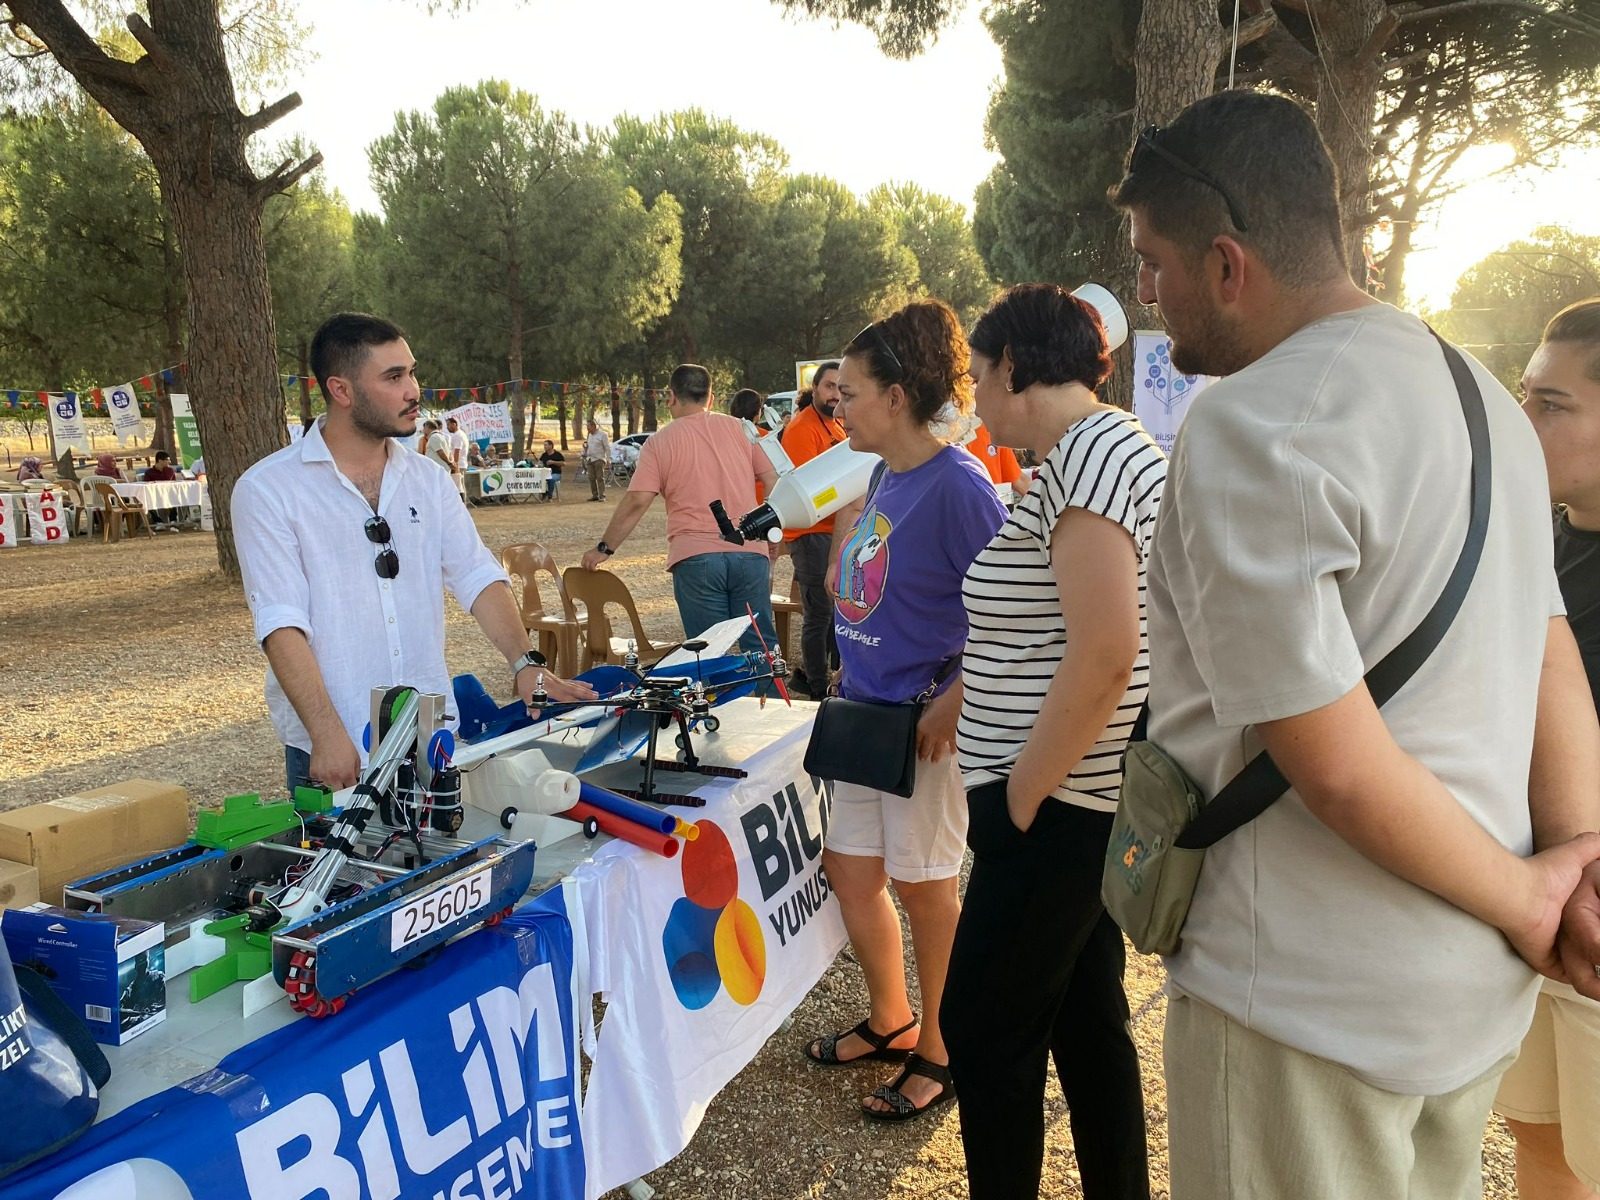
xmin=825 ymin=754 xmax=966 ymax=883
xmin=1493 ymin=981 xmax=1600 ymax=1191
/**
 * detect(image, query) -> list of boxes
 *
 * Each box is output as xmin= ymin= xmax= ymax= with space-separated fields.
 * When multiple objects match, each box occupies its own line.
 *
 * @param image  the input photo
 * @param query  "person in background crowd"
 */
xmin=16 ymin=456 xmax=43 ymax=482
xmin=729 ymin=388 xmax=768 ymax=431
xmin=963 ymin=420 xmax=1024 ymax=489
xmin=233 ymin=312 xmax=595 ymax=795
xmin=143 ymin=450 xmax=180 ymax=529
xmin=424 ymin=420 xmax=456 ymax=478
xmin=539 ymin=439 xmax=565 ymax=501
xmin=186 ymin=454 xmax=204 ymax=478
xmin=943 ymin=283 xmax=1161 ymax=1200
xmin=1498 ymin=296 xmax=1600 ymax=1200
xmin=796 ymin=386 xmax=814 ymax=413
xmin=802 ymin=302 xmax=1007 ymax=1123
xmin=467 ymin=443 xmax=486 ymax=470
xmin=583 ymin=417 xmax=612 ymax=502
xmin=55 ymin=449 xmax=78 ymax=482
xmin=93 ymin=453 xmax=124 ymax=481
xmin=1114 ymin=91 xmax=1600 ymax=1200
xmin=781 ymin=361 xmax=846 ymax=700
xmin=444 ymin=416 xmax=469 ymax=502
xmin=580 ymin=364 xmax=779 ymax=655
xmin=418 ymin=419 xmax=438 ymax=454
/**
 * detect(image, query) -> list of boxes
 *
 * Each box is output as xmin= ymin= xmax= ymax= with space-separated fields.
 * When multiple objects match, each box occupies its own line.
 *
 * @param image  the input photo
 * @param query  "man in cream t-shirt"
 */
xmin=1114 ymin=92 xmax=1600 ymax=1199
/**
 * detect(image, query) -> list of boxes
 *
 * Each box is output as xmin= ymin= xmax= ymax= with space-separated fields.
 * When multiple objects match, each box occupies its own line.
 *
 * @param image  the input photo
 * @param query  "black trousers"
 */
xmin=942 ymin=781 xmax=1149 ymax=1200
xmin=788 ymin=532 xmax=837 ymax=697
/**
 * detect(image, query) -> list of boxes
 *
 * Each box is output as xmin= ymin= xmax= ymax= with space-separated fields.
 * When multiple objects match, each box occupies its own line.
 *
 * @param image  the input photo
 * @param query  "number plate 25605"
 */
xmin=390 ymin=869 xmax=492 ymax=952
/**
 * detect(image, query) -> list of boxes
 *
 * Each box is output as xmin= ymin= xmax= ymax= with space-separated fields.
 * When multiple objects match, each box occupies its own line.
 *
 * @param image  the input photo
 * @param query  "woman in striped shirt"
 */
xmin=942 ymin=283 xmax=1166 ymax=1200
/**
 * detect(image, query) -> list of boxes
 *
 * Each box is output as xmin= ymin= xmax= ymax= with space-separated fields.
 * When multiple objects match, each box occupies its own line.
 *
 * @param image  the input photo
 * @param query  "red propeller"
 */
xmin=745 ymin=605 xmax=791 ymax=706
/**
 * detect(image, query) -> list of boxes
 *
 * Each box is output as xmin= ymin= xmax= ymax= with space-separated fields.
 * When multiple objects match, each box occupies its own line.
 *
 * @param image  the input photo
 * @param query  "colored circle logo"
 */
xmin=482 ymin=470 xmax=504 ymax=494
xmin=661 ymin=819 xmax=766 ymax=1009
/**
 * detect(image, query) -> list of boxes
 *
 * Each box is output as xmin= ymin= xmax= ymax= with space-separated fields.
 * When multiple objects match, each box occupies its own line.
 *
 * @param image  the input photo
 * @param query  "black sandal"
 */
xmin=804 ymin=1015 xmax=919 ymax=1066
xmin=861 ymin=1053 xmax=955 ymax=1122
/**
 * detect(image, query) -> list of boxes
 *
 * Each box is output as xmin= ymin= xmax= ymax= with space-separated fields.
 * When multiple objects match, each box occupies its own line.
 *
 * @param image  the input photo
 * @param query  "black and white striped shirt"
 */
xmin=957 ymin=409 xmax=1166 ymax=812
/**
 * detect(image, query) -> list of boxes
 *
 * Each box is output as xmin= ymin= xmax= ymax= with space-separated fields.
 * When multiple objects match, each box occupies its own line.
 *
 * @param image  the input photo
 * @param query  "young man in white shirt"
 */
xmin=583 ymin=417 xmax=611 ymax=501
xmin=233 ymin=313 xmax=594 ymax=793
xmin=444 ymin=416 xmax=469 ymax=502
xmin=1113 ymin=92 xmax=1600 ymax=1199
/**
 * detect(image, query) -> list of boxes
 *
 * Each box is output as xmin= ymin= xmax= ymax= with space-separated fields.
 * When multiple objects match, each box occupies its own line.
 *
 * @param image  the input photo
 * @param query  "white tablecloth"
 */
xmin=113 ymin=480 xmax=205 ymax=510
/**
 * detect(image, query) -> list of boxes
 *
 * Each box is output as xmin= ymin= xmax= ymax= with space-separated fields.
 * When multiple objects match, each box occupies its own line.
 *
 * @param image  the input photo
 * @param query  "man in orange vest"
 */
xmin=964 ymin=422 xmax=1023 ymax=487
xmin=780 ymin=361 xmax=845 ymax=699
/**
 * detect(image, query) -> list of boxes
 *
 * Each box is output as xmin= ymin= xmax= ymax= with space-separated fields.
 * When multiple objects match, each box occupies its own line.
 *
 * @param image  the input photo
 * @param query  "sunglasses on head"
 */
xmin=1132 ymin=125 xmax=1251 ymax=234
xmin=364 ymin=515 xmax=399 ymax=580
xmin=851 ymin=322 xmax=905 ymax=383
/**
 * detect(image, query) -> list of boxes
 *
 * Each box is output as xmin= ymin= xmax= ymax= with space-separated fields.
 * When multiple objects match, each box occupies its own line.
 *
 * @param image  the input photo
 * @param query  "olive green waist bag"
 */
xmin=1102 ymin=333 xmax=1491 ymax=957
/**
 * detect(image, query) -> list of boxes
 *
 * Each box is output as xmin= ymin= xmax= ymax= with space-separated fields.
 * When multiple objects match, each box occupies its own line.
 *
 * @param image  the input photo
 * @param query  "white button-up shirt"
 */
xmin=233 ymin=417 xmax=508 ymax=757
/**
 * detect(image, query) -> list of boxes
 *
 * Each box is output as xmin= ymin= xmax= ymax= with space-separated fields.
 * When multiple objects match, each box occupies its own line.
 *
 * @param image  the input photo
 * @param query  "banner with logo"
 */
xmin=47 ymin=393 xmax=91 ymax=455
xmin=0 ymin=492 xmax=16 ymax=548
xmin=8 ymin=898 xmax=586 ymax=1200
xmin=1132 ymin=331 xmax=1212 ymax=456
xmin=104 ymin=383 xmax=147 ymax=445
xmin=23 ymin=487 xmax=69 ymax=545
xmin=575 ymin=722 xmax=845 ymax=1200
xmin=470 ymin=467 xmax=549 ymax=501
xmin=445 ymin=401 xmax=514 ymax=445
xmin=169 ymin=393 xmax=202 ymax=469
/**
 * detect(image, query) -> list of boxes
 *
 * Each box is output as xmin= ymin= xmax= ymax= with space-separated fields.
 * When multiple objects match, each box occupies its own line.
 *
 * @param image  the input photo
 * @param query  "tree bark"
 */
xmin=5 ymin=0 xmax=318 ymax=580
xmin=1305 ymin=0 xmax=1396 ymax=286
xmin=297 ymin=338 xmax=312 ymax=430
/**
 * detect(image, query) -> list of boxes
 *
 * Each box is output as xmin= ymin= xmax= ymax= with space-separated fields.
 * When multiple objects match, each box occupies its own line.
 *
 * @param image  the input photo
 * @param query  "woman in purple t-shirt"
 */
xmin=801 ymin=300 xmax=1007 ymax=1121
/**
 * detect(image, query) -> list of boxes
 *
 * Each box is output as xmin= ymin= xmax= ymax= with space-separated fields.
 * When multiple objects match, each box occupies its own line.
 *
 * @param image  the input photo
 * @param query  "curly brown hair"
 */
xmin=844 ymin=299 xmax=973 ymax=427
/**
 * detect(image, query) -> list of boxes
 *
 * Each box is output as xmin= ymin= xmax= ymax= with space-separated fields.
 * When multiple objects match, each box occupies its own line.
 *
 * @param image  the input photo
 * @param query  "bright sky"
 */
xmin=276 ymin=0 xmax=1600 ymax=310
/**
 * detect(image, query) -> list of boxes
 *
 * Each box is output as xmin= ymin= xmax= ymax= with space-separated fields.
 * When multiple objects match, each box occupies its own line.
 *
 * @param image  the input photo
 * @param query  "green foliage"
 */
xmin=1433 ymin=225 xmax=1600 ymax=391
xmin=867 ymin=181 xmax=996 ymax=323
xmin=769 ymin=0 xmax=963 ymax=58
xmin=971 ymin=0 xmax=1139 ymax=288
xmin=264 ymin=140 xmax=358 ymax=371
xmin=360 ymin=82 xmax=681 ymax=388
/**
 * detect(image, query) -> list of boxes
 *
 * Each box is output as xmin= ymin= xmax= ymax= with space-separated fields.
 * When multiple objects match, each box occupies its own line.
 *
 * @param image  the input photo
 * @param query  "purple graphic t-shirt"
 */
xmin=833 ymin=445 xmax=1007 ymax=704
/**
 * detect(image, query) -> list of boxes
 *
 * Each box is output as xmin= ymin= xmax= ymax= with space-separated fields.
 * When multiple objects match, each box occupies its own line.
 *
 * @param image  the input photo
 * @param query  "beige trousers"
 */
xmin=1165 ymin=991 xmax=1513 ymax=1200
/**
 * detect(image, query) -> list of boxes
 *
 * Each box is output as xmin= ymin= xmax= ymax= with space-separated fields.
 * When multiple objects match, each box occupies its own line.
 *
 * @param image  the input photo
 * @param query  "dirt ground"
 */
xmin=0 ymin=482 xmax=1520 ymax=1199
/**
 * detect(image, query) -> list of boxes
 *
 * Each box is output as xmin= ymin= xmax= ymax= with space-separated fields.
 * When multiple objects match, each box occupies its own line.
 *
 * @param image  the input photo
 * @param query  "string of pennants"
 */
xmin=3 ymin=366 xmax=184 ymax=410
xmin=4 ymin=367 xmax=664 ymax=411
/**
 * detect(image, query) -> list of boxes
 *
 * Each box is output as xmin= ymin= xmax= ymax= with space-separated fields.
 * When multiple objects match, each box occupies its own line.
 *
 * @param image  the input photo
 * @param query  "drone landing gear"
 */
xmin=623 ymin=708 xmax=748 ymax=807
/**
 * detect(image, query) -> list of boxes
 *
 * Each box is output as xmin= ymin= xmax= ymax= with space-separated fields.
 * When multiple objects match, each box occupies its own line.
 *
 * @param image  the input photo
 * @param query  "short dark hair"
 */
xmin=969 ymin=283 xmax=1113 ymax=392
xmin=812 ymin=361 xmax=840 ymax=383
xmin=844 ymin=300 xmax=971 ymax=426
xmin=668 ymin=364 xmax=712 ymax=404
xmin=310 ymin=312 xmax=407 ymax=389
xmin=729 ymin=388 xmax=765 ymax=421
xmin=154 ymin=450 xmax=171 ymax=462
xmin=1543 ymin=299 xmax=1600 ymax=382
xmin=1112 ymin=91 xmax=1346 ymax=288
xmin=446 ymin=415 xmax=459 ymax=424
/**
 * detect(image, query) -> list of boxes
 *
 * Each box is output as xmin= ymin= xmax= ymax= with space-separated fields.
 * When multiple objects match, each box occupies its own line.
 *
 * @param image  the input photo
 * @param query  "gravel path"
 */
xmin=0 ymin=485 xmax=1519 ymax=1199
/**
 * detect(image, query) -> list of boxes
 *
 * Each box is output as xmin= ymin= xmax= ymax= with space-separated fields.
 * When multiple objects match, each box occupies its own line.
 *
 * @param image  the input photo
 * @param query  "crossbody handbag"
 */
xmin=1102 ymin=333 xmax=1492 ymax=956
xmin=802 ymin=463 xmax=960 ymax=797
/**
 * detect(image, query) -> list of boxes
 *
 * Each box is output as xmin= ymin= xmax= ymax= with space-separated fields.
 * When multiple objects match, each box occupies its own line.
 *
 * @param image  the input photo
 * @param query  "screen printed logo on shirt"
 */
xmin=835 ymin=509 xmax=892 ymax=623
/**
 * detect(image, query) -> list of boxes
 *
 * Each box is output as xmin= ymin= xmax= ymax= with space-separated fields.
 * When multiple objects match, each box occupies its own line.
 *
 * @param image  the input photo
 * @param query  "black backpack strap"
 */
xmin=1174 ymin=333 xmax=1492 ymax=850
xmin=15 ymin=964 xmax=111 ymax=1088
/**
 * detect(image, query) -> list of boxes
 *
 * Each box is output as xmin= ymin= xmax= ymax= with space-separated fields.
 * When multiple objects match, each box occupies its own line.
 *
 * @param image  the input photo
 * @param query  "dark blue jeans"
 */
xmin=670 ymin=551 xmax=778 ymax=655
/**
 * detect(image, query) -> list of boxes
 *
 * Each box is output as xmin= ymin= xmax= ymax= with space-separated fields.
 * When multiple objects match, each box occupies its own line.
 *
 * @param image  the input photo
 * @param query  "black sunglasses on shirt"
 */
xmin=1130 ymin=124 xmax=1251 ymax=234
xmin=365 ymin=515 xmax=399 ymax=580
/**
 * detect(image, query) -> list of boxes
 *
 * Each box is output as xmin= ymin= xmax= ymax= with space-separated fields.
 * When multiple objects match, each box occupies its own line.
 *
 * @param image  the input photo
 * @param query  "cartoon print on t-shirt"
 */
xmin=835 ymin=510 xmax=892 ymax=622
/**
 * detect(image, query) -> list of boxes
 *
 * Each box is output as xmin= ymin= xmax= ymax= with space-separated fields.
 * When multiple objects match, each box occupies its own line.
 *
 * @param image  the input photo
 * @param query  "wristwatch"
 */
xmin=511 ymin=649 xmax=548 ymax=678
xmin=595 ymin=540 xmax=615 ymax=556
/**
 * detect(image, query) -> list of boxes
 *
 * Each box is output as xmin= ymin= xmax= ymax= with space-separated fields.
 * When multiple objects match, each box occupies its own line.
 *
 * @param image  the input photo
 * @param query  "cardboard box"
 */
xmin=0 ymin=780 xmax=189 ymax=904
xmin=0 ymin=858 xmax=39 ymax=910
xmin=3 ymin=906 xmax=167 ymax=1044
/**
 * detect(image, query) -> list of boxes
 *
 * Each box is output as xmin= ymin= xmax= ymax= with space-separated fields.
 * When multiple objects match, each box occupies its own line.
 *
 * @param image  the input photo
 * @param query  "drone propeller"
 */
xmin=744 ymin=604 xmax=791 ymax=706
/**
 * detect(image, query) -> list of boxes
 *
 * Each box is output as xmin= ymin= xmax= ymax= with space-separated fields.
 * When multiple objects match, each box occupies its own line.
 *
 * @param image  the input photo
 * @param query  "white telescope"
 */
xmin=712 ymin=283 xmax=1128 ymax=546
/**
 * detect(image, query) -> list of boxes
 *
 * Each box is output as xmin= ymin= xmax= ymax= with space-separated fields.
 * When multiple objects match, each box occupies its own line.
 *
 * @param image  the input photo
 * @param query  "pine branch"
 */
xmin=254 ymin=151 xmax=323 ymax=199
xmin=4 ymin=0 xmax=150 ymax=100
xmin=1397 ymin=0 xmax=1600 ymax=41
xmin=243 ymin=92 xmax=303 ymax=138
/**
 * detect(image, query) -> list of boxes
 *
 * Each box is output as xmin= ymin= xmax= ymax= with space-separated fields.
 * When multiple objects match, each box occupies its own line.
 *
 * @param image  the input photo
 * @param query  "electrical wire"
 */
xmin=1229 ymin=0 xmax=1242 ymax=89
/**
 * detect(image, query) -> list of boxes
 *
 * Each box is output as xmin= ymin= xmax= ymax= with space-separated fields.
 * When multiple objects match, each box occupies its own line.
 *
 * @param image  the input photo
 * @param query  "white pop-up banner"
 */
xmin=0 ymin=493 xmax=15 ymax=548
xmin=104 ymin=382 xmax=147 ymax=445
xmin=444 ymin=400 xmax=514 ymax=444
xmin=574 ymin=720 xmax=846 ymax=1200
xmin=47 ymin=393 xmax=91 ymax=454
xmin=1132 ymin=330 xmax=1213 ymax=457
xmin=24 ymin=487 xmax=69 ymax=544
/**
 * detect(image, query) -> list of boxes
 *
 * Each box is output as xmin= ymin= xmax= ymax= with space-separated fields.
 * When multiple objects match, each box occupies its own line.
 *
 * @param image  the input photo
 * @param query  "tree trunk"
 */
xmin=643 ymin=391 xmax=659 ymax=432
xmin=1114 ymin=0 xmax=1225 ymax=407
xmin=153 ymin=222 xmax=182 ymax=457
xmin=627 ymin=393 xmax=639 ymax=435
xmin=1307 ymin=0 xmax=1395 ymax=286
xmin=297 ymin=338 xmax=312 ymax=430
xmin=556 ymin=393 xmax=569 ymax=450
xmin=6 ymin=0 xmax=319 ymax=580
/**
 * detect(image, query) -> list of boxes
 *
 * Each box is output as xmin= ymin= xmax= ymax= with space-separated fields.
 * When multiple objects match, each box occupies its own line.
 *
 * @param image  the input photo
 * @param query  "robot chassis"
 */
xmin=64 ymin=686 xmax=535 ymax=1018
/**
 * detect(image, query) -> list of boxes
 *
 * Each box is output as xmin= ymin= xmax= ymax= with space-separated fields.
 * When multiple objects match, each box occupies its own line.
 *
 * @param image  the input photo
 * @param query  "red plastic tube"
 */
xmin=557 ymin=799 xmax=680 ymax=858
